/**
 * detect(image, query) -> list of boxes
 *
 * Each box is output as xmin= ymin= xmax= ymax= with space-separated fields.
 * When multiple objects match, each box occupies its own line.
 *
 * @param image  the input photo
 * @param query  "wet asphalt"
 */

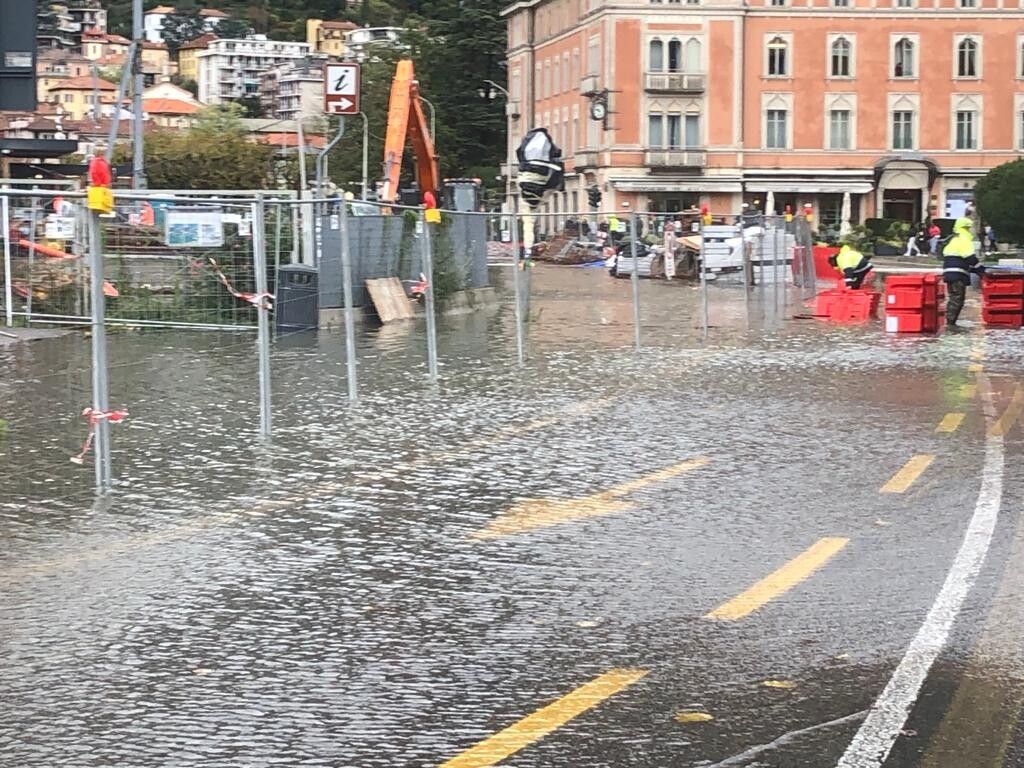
xmin=1 ymin=266 xmax=1022 ymax=768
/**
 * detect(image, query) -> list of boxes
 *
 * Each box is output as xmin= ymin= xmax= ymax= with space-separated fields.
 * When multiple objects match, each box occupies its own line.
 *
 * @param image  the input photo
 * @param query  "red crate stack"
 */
xmin=981 ymin=273 xmax=1024 ymax=328
xmin=884 ymin=274 xmax=945 ymax=334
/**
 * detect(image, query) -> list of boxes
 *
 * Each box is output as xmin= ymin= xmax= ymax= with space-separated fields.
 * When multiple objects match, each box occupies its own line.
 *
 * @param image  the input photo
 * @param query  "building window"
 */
xmin=553 ymin=58 xmax=560 ymax=94
xmin=1019 ymin=111 xmax=1024 ymax=150
xmin=960 ymin=0 xmax=976 ymax=6
xmin=829 ymin=110 xmax=851 ymax=149
xmin=769 ymin=0 xmax=786 ymax=5
xmin=668 ymin=39 xmax=682 ymax=72
xmin=648 ymin=113 xmax=663 ymax=147
xmin=894 ymin=38 xmax=915 ymax=78
xmin=956 ymin=110 xmax=977 ymax=149
xmin=667 ymin=113 xmax=682 ymax=147
xmin=767 ymin=37 xmax=788 ymax=77
xmin=684 ymin=113 xmax=700 ymax=147
xmin=766 ymin=109 xmax=788 ymax=148
xmin=587 ymin=36 xmax=600 ymax=76
xmin=833 ymin=0 xmax=849 ymax=6
xmin=957 ymin=38 xmax=978 ymax=78
xmin=892 ymin=110 xmax=914 ymax=149
xmin=894 ymin=0 xmax=913 ymax=6
xmin=831 ymin=37 xmax=851 ymax=77
xmin=649 ymin=39 xmax=664 ymax=72
xmin=684 ymin=39 xmax=701 ymax=72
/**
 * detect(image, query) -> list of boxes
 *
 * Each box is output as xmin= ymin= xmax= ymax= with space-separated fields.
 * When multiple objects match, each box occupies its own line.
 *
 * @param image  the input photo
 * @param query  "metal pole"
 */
xmin=251 ymin=197 xmax=272 ymax=437
xmin=510 ymin=208 xmax=525 ymax=366
xmin=699 ymin=216 xmax=709 ymax=340
xmin=87 ymin=209 xmax=112 ymax=491
xmin=104 ymin=40 xmax=136 ymax=164
xmin=419 ymin=210 xmax=440 ymax=381
xmin=27 ymin=194 xmax=38 ymax=324
xmin=131 ymin=0 xmax=146 ymax=189
xmin=338 ymin=154 xmax=359 ymax=402
xmin=629 ymin=213 xmax=641 ymax=351
xmin=359 ymin=111 xmax=369 ymax=200
xmin=2 ymin=194 xmax=11 ymax=327
xmin=772 ymin=217 xmax=781 ymax=314
xmin=315 ymin=118 xmax=347 ymax=268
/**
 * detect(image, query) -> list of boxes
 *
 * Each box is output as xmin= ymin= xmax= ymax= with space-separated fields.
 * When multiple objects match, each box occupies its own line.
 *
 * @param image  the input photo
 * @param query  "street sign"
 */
xmin=324 ymin=63 xmax=361 ymax=115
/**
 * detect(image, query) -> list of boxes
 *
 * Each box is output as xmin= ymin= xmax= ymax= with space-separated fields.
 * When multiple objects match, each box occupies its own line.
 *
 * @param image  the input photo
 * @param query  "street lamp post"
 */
xmin=358 ymin=111 xmax=369 ymax=200
xmin=481 ymin=79 xmax=514 ymax=224
xmin=418 ymin=96 xmax=436 ymax=145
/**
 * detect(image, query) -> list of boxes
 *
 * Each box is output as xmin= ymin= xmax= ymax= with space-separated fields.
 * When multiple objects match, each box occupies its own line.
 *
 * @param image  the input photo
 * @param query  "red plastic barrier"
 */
xmin=812 ymin=246 xmax=839 ymax=280
xmin=884 ymin=274 xmax=944 ymax=334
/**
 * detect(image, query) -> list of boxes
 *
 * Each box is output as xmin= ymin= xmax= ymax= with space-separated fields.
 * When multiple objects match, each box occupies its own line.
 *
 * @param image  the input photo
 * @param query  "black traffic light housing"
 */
xmin=587 ymin=185 xmax=602 ymax=209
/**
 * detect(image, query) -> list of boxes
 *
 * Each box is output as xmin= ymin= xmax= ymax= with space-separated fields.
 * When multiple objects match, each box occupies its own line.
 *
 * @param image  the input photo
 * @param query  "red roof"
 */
xmin=143 ymin=98 xmax=200 ymax=115
xmin=179 ymin=33 xmax=219 ymax=51
xmin=51 ymin=76 xmax=118 ymax=91
xmin=200 ymin=8 xmax=228 ymax=17
xmin=259 ymin=132 xmax=327 ymax=149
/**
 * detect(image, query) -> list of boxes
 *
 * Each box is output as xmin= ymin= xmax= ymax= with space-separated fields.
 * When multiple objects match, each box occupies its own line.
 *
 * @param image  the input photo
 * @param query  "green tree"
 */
xmin=118 ymin=104 xmax=279 ymax=189
xmin=161 ymin=11 xmax=206 ymax=55
xmin=234 ymin=95 xmax=264 ymax=118
xmin=975 ymin=160 xmax=1024 ymax=245
xmin=213 ymin=17 xmax=253 ymax=38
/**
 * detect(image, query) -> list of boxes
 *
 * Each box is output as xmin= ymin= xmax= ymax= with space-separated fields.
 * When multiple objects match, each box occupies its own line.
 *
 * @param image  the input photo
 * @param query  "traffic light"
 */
xmin=587 ymin=185 xmax=602 ymax=209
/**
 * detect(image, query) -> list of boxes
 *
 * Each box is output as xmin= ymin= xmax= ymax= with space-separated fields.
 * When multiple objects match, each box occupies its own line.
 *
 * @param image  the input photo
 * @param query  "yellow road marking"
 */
xmin=880 ymin=454 xmax=935 ymax=494
xmin=961 ymin=384 xmax=978 ymax=399
xmin=471 ymin=457 xmax=710 ymax=540
xmin=675 ymin=711 xmax=714 ymax=723
xmin=935 ymin=413 xmax=966 ymax=434
xmin=968 ymin=363 xmax=984 ymax=373
xmin=439 ymin=669 xmax=647 ymax=768
xmin=988 ymin=385 xmax=1024 ymax=437
xmin=704 ymin=537 xmax=849 ymax=621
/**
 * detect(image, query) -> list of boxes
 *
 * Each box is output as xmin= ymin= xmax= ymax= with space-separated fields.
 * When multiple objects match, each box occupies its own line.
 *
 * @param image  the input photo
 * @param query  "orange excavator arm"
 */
xmin=380 ymin=59 xmax=439 ymax=206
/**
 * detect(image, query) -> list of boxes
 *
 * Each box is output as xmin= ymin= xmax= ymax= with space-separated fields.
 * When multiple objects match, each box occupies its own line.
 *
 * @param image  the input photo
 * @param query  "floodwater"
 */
xmin=2 ymin=266 xmax=1023 ymax=767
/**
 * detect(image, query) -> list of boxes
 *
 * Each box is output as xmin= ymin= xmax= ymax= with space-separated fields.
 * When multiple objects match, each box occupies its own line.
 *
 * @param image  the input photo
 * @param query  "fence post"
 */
xmin=2 ymin=193 xmax=12 ymax=327
xmin=629 ymin=213 xmax=642 ymax=351
xmin=27 ymin=191 xmax=38 ymax=324
xmin=699 ymin=215 xmax=709 ymax=340
xmin=87 ymin=208 xmax=112 ymax=491
xmin=338 ymin=193 xmax=359 ymax=402
xmin=251 ymin=196 xmax=272 ymax=437
xmin=509 ymin=210 xmax=525 ymax=366
xmin=419 ymin=210 xmax=440 ymax=381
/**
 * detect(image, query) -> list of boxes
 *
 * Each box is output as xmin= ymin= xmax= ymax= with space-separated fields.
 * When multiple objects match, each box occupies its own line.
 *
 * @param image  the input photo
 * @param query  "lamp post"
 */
xmin=358 ymin=111 xmax=369 ymax=200
xmin=480 ymin=79 xmax=514 ymax=221
xmin=418 ymin=96 xmax=436 ymax=145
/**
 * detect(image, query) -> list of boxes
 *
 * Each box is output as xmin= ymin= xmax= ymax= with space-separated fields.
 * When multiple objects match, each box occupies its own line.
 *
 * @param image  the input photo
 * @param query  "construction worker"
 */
xmin=829 ymin=242 xmax=873 ymax=289
xmin=941 ymin=216 xmax=985 ymax=327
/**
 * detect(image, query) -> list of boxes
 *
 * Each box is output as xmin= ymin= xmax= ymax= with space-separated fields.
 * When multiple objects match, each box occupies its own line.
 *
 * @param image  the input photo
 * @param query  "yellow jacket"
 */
xmin=943 ymin=217 xmax=975 ymax=258
xmin=835 ymin=244 xmax=865 ymax=271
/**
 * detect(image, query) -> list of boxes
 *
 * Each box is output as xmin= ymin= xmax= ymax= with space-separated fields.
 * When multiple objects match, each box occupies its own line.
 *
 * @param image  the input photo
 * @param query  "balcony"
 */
xmin=645 ymin=72 xmax=705 ymax=93
xmin=575 ymin=150 xmax=599 ymax=168
xmin=579 ymin=74 xmax=599 ymax=95
xmin=644 ymin=149 xmax=706 ymax=168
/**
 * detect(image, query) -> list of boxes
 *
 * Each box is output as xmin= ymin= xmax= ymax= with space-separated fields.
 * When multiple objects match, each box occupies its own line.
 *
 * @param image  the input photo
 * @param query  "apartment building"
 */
xmin=196 ymin=37 xmax=312 ymax=105
xmin=503 ymin=0 xmax=1024 ymax=228
xmin=307 ymin=19 xmax=359 ymax=57
xmin=144 ymin=6 xmax=228 ymax=44
xmin=259 ymin=57 xmax=328 ymax=123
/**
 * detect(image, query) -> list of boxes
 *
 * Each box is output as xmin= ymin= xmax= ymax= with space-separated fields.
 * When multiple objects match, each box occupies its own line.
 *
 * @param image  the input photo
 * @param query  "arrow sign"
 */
xmin=471 ymin=456 xmax=710 ymax=540
xmin=324 ymin=63 xmax=361 ymax=115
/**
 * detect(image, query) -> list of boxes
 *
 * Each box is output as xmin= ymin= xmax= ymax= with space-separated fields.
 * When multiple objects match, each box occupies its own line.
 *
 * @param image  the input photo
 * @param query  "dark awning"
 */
xmin=0 ymin=138 xmax=79 ymax=159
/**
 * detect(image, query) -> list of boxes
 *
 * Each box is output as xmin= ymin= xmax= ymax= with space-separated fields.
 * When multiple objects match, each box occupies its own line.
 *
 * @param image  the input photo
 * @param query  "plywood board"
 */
xmin=366 ymin=277 xmax=415 ymax=323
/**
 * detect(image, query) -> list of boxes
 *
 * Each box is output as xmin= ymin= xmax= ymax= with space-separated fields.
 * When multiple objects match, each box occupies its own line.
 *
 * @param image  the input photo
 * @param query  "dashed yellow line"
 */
xmin=935 ymin=413 xmax=966 ymax=434
xmin=704 ymin=537 xmax=849 ymax=621
xmin=989 ymin=385 xmax=1024 ymax=438
xmin=439 ymin=669 xmax=648 ymax=768
xmin=961 ymin=384 xmax=978 ymax=399
xmin=968 ymin=363 xmax=984 ymax=373
xmin=881 ymin=454 xmax=935 ymax=494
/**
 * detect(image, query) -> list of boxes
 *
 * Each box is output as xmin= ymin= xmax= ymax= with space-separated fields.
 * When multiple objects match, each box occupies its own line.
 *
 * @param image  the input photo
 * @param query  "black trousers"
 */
xmin=946 ymin=281 xmax=967 ymax=324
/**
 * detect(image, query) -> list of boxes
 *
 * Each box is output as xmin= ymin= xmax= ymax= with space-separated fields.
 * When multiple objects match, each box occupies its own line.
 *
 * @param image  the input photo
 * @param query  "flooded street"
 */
xmin=2 ymin=266 xmax=1023 ymax=767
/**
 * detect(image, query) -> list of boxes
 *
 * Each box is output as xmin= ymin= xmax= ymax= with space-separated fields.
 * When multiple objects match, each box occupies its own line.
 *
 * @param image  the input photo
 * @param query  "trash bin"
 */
xmin=275 ymin=265 xmax=319 ymax=331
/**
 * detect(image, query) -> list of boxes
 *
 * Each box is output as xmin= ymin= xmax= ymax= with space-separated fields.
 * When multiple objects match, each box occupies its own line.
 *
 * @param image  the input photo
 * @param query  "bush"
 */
xmin=975 ymin=160 xmax=1024 ymax=245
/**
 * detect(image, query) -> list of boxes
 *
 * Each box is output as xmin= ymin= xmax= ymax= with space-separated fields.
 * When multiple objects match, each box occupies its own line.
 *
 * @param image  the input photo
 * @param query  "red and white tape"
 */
xmin=70 ymin=407 xmax=129 ymax=464
xmin=208 ymin=257 xmax=273 ymax=310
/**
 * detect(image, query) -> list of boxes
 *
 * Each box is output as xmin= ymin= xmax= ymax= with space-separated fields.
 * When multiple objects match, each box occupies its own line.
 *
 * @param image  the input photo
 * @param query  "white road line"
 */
xmin=836 ymin=372 xmax=1004 ymax=768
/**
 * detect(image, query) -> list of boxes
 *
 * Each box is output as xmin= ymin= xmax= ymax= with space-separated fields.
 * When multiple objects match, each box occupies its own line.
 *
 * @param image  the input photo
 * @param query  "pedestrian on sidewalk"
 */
xmin=904 ymin=225 xmax=923 ymax=258
xmin=928 ymin=222 xmax=941 ymax=256
xmin=942 ymin=216 xmax=986 ymax=327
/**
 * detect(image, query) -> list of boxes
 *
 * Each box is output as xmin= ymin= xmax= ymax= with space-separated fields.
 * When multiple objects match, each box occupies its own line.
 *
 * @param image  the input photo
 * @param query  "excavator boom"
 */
xmin=380 ymin=60 xmax=439 ymax=206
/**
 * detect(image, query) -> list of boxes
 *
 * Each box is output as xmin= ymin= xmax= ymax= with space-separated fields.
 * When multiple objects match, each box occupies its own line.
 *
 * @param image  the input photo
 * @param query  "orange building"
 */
xmin=503 ymin=0 xmax=1024 ymax=231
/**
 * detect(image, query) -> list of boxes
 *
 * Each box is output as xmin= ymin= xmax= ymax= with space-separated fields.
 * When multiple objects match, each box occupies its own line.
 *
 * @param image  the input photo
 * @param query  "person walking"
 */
xmin=830 ymin=242 xmax=874 ymax=289
xmin=928 ymin=222 xmax=941 ymax=256
xmin=941 ymin=216 xmax=985 ymax=327
xmin=904 ymin=225 xmax=922 ymax=258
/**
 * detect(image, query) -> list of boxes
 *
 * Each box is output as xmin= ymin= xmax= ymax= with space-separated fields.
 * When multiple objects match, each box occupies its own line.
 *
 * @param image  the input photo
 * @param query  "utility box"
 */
xmin=0 ymin=0 xmax=38 ymax=112
xmin=276 ymin=265 xmax=319 ymax=331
